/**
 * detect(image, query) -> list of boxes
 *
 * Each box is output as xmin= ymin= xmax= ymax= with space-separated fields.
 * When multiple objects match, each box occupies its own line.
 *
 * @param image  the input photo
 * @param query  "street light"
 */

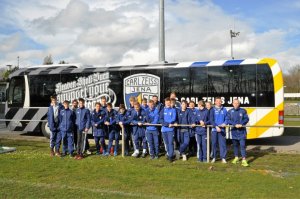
xmin=230 ymin=30 xmax=240 ymax=60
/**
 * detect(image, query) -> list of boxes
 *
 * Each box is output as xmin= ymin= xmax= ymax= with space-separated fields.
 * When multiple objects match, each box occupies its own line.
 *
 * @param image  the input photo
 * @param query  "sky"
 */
xmin=0 ymin=0 xmax=300 ymax=72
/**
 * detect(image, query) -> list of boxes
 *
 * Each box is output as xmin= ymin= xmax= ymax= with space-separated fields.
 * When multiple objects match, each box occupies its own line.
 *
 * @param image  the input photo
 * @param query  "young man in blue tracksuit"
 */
xmin=126 ymin=96 xmax=136 ymax=152
xmin=152 ymin=95 xmax=164 ymax=151
xmin=47 ymin=96 xmax=63 ymax=157
xmin=75 ymin=98 xmax=91 ymax=160
xmin=100 ymin=96 xmax=107 ymax=111
xmin=59 ymin=100 xmax=76 ymax=157
xmin=227 ymin=99 xmax=250 ymax=167
xmin=144 ymin=100 xmax=160 ymax=159
xmin=91 ymin=102 xmax=107 ymax=156
xmin=105 ymin=103 xmax=119 ymax=156
xmin=175 ymin=100 xmax=193 ymax=161
xmin=160 ymin=97 xmax=177 ymax=162
xmin=193 ymin=100 xmax=209 ymax=162
xmin=188 ymin=101 xmax=197 ymax=156
xmin=130 ymin=102 xmax=147 ymax=158
xmin=117 ymin=104 xmax=130 ymax=156
xmin=141 ymin=98 xmax=149 ymax=112
xmin=210 ymin=97 xmax=228 ymax=163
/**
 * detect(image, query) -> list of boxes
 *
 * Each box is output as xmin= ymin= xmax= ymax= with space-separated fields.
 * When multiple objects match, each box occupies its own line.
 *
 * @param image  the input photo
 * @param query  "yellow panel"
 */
xmin=245 ymin=108 xmax=255 ymax=115
xmin=258 ymin=58 xmax=277 ymax=67
xmin=273 ymin=71 xmax=283 ymax=93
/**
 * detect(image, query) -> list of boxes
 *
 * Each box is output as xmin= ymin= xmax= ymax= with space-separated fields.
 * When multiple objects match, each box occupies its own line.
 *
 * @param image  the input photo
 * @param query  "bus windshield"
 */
xmin=8 ymin=76 xmax=25 ymax=107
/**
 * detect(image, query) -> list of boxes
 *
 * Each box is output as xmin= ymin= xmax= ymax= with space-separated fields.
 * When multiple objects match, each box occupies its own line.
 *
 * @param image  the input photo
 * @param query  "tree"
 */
xmin=1 ymin=66 xmax=19 ymax=81
xmin=58 ymin=60 xmax=68 ymax=64
xmin=43 ymin=55 xmax=53 ymax=65
xmin=283 ymin=65 xmax=300 ymax=93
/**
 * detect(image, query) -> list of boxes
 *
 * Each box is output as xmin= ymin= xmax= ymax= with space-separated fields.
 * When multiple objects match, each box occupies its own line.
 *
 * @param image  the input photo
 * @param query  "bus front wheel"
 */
xmin=41 ymin=121 xmax=51 ymax=139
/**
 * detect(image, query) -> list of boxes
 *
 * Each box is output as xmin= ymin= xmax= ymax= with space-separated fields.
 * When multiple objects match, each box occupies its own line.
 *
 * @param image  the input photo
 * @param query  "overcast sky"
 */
xmin=1 ymin=0 xmax=300 ymax=72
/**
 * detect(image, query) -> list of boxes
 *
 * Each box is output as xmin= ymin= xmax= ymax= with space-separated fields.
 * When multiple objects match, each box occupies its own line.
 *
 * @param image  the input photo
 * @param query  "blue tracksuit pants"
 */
xmin=211 ymin=130 xmax=227 ymax=159
xmin=232 ymin=139 xmax=246 ymax=158
xmin=146 ymin=130 xmax=159 ymax=156
xmin=162 ymin=131 xmax=174 ymax=158
xmin=108 ymin=131 xmax=119 ymax=153
xmin=61 ymin=131 xmax=74 ymax=154
xmin=94 ymin=136 xmax=106 ymax=153
xmin=195 ymin=133 xmax=207 ymax=161
xmin=178 ymin=130 xmax=190 ymax=154
xmin=50 ymin=130 xmax=61 ymax=151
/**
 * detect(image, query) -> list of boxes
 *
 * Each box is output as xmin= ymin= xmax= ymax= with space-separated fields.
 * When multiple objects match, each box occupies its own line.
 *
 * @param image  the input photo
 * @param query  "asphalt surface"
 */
xmin=0 ymin=123 xmax=299 ymax=154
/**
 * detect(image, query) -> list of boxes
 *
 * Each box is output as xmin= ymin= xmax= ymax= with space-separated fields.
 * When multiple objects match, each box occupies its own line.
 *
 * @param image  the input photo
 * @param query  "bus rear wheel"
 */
xmin=41 ymin=121 xmax=51 ymax=139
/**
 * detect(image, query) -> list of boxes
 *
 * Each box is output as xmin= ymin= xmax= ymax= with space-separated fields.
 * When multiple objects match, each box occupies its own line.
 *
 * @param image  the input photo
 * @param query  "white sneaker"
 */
xmin=211 ymin=158 xmax=216 ymax=163
xmin=175 ymin=150 xmax=180 ymax=160
xmin=131 ymin=150 xmax=139 ymax=157
xmin=86 ymin=150 xmax=92 ymax=155
xmin=182 ymin=154 xmax=187 ymax=161
xmin=222 ymin=158 xmax=227 ymax=164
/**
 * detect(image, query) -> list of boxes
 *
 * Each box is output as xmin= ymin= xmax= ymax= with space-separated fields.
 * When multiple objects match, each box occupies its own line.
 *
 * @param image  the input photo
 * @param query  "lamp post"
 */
xmin=159 ymin=0 xmax=166 ymax=63
xmin=230 ymin=30 xmax=240 ymax=60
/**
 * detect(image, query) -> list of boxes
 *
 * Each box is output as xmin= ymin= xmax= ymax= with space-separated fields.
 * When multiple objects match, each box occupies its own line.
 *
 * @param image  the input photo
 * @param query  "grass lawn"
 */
xmin=0 ymin=139 xmax=300 ymax=198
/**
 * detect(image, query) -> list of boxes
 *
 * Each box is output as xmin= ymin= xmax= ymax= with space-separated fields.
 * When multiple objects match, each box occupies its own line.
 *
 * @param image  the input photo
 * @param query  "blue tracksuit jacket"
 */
xmin=75 ymin=107 xmax=91 ymax=132
xmin=91 ymin=109 xmax=106 ymax=137
xmin=129 ymin=109 xmax=147 ymax=137
xmin=226 ymin=107 xmax=249 ymax=139
xmin=177 ymin=108 xmax=193 ymax=131
xmin=159 ymin=107 xmax=177 ymax=132
xmin=47 ymin=103 xmax=63 ymax=132
xmin=105 ymin=109 xmax=118 ymax=132
xmin=145 ymin=108 xmax=159 ymax=131
xmin=59 ymin=108 xmax=75 ymax=132
xmin=210 ymin=106 xmax=228 ymax=132
xmin=194 ymin=108 xmax=209 ymax=135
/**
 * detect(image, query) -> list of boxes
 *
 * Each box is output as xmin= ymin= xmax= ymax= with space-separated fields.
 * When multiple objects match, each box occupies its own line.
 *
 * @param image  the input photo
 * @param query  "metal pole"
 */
xmin=230 ymin=30 xmax=234 ymax=60
xmin=121 ymin=125 xmax=125 ymax=157
xmin=206 ymin=126 xmax=210 ymax=163
xmin=159 ymin=0 xmax=165 ymax=62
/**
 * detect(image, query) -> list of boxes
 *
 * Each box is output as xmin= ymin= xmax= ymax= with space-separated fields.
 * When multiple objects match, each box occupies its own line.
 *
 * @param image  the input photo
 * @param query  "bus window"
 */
xmin=207 ymin=65 xmax=257 ymax=107
xmin=257 ymin=64 xmax=275 ymax=107
xmin=29 ymin=75 xmax=61 ymax=107
xmin=191 ymin=67 xmax=208 ymax=99
xmin=8 ymin=76 xmax=25 ymax=107
xmin=163 ymin=68 xmax=191 ymax=101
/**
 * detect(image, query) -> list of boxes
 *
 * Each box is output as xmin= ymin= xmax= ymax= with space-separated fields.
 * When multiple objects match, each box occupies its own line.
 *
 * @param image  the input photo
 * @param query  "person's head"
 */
xmin=63 ymin=100 xmax=70 ymax=109
xmin=134 ymin=102 xmax=141 ymax=112
xmin=189 ymin=101 xmax=195 ymax=109
xmin=148 ymin=100 xmax=155 ymax=110
xmin=50 ymin=96 xmax=57 ymax=104
xmin=181 ymin=100 xmax=188 ymax=110
xmin=232 ymin=99 xmax=240 ymax=109
xmin=119 ymin=104 xmax=126 ymax=114
xmin=205 ymin=101 xmax=212 ymax=110
xmin=164 ymin=97 xmax=171 ymax=108
xmin=170 ymin=98 xmax=176 ymax=108
xmin=107 ymin=103 xmax=112 ymax=112
xmin=78 ymin=98 xmax=85 ymax=108
xmin=214 ymin=97 xmax=222 ymax=107
xmin=95 ymin=102 xmax=101 ymax=111
xmin=72 ymin=99 xmax=78 ymax=109
xmin=101 ymin=96 xmax=107 ymax=106
xmin=170 ymin=92 xmax=176 ymax=99
xmin=152 ymin=95 xmax=158 ymax=104
xmin=198 ymin=100 xmax=205 ymax=110
xmin=129 ymin=96 xmax=136 ymax=106
xmin=142 ymin=98 xmax=147 ymax=107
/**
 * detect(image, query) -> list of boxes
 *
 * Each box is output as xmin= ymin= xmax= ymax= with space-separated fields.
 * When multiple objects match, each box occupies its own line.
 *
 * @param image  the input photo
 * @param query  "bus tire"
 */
xmin=41 ymin=121 xmax=51 ymax=139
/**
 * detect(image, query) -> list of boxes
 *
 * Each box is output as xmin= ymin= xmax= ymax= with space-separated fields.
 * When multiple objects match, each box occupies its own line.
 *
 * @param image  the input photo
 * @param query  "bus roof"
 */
xmin=9 ymin=58 xmax=278 ymax=78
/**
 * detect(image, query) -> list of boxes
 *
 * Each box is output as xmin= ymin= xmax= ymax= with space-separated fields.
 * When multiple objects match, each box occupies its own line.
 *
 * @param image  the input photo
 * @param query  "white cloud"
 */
xmin=0 ymin=0 xmax=299 ymax=73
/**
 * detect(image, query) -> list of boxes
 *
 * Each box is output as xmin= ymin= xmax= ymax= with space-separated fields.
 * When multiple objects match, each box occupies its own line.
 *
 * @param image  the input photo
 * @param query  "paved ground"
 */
xmin=0 ymin=123 xmax=300 ymax=154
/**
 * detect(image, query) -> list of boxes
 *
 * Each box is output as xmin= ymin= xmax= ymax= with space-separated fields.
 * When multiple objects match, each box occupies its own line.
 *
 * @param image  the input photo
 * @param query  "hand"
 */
xmin=216 ymin=126 xmax=221 ymax=132
xmin=105 ymin=121 xmax=110 ymax=125
xmin=169 ymin=124 xmax=174 ymax=128
xmin=119 ymin=122 xmax=123 ymax=125
xmin=173 ymin=123 xmax=178 ymax=127
xmin=200 ymin=121 xmax=204 ymax=126
xmin=138 ymin=122 xmax=142 ymax=126
xmin=94 ymin=124 xmax=98 ymax=127
xmin=220 ymin=123 xmax=226 ymax=128
xmin=191 ymin=123 xmax=196 ymax=127
xmin=84 ymin=128 xmax=89 ymax=132
xmin=235 ymin=124 xmax=242 ymax=128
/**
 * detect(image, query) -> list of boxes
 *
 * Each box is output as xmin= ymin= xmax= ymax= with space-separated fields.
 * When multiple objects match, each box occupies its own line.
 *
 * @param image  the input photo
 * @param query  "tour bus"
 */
xmin=5 ymin=58 xmax=284 ymax=139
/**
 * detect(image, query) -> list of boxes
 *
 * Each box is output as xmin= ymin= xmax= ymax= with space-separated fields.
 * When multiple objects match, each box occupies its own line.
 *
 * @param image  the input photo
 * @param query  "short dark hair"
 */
xmin=198 ymin=100 xmax=205 ymax=107
xmin=101 ymin=96 xmax=106 ymax=100
xmin=50 ymin=96 xmax=57 ymax=101
xmin=72 ymin=99 xmax=78 ymax=103
xmin=119 ymin=104 xmax=126 ymax=110
xmin=78 ymin=98 xmax=85 ymax=103
xmin=189 ymin=101 xmax=195 ymax=106
xmin=181 ymin=100 xmax=188 ymax=105
xmin=63 ymin=100 xmax=70 ymax=104
xmin=164 ymin=97 xmax=171 ymax=102
xmin=95 ymin=102 xmax=101 ymax=106
xmin=107 ymin=103 xmax=112 ymax=108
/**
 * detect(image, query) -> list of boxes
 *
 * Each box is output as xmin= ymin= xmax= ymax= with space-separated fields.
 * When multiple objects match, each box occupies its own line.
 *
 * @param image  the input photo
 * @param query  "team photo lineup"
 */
xmin=48 ymin=91 xmax=250 ymax=166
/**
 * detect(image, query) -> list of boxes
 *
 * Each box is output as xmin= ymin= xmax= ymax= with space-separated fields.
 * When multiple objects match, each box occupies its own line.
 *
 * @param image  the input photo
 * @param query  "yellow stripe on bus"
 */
xmin=245 ymin=108 xmax=255 ymax=115
xmin=273 ymin=71 xmax=283 ymax=93
xmin=247 ymin=102 xmax=284 ymax=139
xmin=258 ymin=58 xmax=277 ymax=67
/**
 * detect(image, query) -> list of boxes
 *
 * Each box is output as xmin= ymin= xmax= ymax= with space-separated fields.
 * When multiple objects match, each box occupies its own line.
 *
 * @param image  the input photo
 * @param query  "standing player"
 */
xmin=160 ymin=97 xmax=177 ymax=162
xmin=210 ymin=97 xmax=228 ymax=163
xmin=227 ymin=99 xmax=250 ymax=167
xmin=188 ymin=101 xmax=197 ymax=156
xmin=105 ymin=103 xmax=119 ymax=156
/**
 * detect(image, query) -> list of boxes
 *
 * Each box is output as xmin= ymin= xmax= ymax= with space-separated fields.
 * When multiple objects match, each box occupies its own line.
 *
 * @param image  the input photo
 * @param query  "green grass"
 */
xmin=0 ymin=139 xmax=300 ymax=199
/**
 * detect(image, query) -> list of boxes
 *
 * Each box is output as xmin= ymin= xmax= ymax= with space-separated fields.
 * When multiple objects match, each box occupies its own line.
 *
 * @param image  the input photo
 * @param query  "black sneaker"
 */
xmin=168 ymin=157 xmax=174 ymax=163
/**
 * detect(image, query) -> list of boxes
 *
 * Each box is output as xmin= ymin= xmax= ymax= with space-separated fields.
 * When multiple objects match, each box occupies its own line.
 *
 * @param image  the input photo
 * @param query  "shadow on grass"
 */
xmin=246 ymin=146 xmax=276 ymax=164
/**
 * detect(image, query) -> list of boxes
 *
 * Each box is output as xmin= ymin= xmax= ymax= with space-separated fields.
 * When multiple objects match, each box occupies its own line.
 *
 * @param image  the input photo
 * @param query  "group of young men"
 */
xmin=47 ymin=92 xmax=250 ymax=166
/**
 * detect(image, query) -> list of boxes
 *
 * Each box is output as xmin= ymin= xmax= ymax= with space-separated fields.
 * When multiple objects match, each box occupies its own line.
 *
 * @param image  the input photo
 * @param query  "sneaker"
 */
xmin=86 ymin=150 xmax=92 ymax=155
xmin=150 ymin=155 xmax=155 ymax=160
xmin=61 ymin=153 xmax=66 ymax=157
xmin=125 ymin=151 xmax=129 ymax=156
xmin=50 ymin=149 xmax=55 ymax=157
xmin=141 ymin=152 xmax=147 ymax=158
xmin=114 ymin=152 xmax=118 ymax=156
xmin=182 ymin=154 xmax=187 ymax=161
xmin=222 ymin=158 xmax=227 ymax=164
xmin=131 ymin=150 xmax=139 ymax=158
xmin=241 ymin=159 xmax=249 ymax=167
xmin=104 ymin=152 xmax=109 ymax=156
xmin=168 ymin=156 xmax=174 ymax=163
xmin=96 ymin=152 xmax=100 ymax=155
xmin=74 ymin=154 xmax=80 ymax=159
xmin=154 ymin=155 xmax=159 ymax=159
xmin=232 ymin=157 xmax=239 ymax=164
xmin=69 ymin=153 xmax=74 ymax=158
xmin=55 ymin=152 xmax=61 ymax=157
xmin=175 ymin=150 xmax=180 ymax=160
xmin=211 ymin=158 xmax=216 ymax=163
xmin=76 ymin=155 xmax=84 ymax=160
